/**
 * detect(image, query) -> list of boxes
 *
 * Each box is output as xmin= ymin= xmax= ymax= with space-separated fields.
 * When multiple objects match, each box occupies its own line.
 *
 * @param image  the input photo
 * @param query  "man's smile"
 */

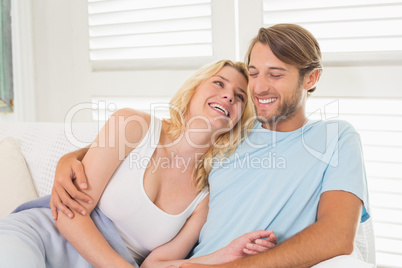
xmin=257 ymin=97 xmax=277 ymax=104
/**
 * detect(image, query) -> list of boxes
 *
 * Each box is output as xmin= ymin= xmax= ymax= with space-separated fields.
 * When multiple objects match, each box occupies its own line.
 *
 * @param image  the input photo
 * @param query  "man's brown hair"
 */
xmin=246 ymin=24 xmax=323 ymax=95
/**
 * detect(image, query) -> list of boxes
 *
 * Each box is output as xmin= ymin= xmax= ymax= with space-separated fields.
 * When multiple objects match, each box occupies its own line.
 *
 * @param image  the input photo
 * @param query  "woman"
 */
xmin=0 ymin=60 xmax=276 ymax=267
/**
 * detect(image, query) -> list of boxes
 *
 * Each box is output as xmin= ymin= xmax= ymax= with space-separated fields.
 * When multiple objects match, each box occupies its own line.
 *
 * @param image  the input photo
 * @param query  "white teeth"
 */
xmin=258 ymin=98 xmax=277 ymax=104
xmin=209 ymin=103 xmax=229 ymax=117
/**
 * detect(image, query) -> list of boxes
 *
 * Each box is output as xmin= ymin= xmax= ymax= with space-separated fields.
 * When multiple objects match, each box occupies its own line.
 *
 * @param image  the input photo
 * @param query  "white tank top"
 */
xmin=98 ymin=115 xmax=209 ymax=263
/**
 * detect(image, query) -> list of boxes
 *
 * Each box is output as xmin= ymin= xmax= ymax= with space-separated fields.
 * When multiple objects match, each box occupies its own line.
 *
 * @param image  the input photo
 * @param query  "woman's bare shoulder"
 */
xmin=112 ymin=108 xmax=152 ymax=149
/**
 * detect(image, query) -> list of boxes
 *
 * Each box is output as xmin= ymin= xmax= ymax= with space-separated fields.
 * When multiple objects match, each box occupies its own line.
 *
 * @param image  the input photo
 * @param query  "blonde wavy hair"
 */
xmin=164 ymin=60 xmax=255 ymax=192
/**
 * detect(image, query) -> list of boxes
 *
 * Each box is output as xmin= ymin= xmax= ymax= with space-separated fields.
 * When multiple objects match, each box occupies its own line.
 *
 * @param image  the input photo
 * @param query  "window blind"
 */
xmin=87 ymin=0 xmax=213 ymax=69
xmin=306 ymin=97 xmax=402 ymax=268
xmin=262 ymin=0 xmax=402 ymax=64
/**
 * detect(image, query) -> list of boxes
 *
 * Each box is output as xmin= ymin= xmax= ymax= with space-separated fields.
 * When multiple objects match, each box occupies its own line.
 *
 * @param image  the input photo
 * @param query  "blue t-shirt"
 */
xmin=192 ymin=119 xmax=370 ymax=257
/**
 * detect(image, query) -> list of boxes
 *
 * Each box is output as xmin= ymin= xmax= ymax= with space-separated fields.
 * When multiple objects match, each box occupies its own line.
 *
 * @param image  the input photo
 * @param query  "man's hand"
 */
xmin=50 ymin=148 xmax=92 ymax=220
xmin=219 ymin=229 xmax=277 ymax=263
xmin=166 ymin=230 xmax=276 ymax=268
xmin=178 ymin=191 xmax=363 ymax=268
xmin=168 ymin=264 xmax=217 ymax=268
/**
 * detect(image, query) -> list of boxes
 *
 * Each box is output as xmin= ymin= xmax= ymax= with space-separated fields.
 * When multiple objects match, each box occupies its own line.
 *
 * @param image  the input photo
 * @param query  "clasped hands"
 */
xmin=169 ymin=229 xmax=277 ymax=268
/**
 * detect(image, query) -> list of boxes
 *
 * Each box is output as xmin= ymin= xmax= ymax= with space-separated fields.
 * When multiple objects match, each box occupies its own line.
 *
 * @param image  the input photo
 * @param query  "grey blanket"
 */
xmin=8 ymin=195 xmax=138 ymax=267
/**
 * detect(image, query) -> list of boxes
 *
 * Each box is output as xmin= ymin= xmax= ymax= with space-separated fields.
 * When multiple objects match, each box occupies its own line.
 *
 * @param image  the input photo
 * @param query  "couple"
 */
xmin=1 ymin=59 xmax=273 ymax=267
xmin=1 ymin=24 xmax=372 ymax=267
xmin=52 ymin=23 xmax=373 ymax=267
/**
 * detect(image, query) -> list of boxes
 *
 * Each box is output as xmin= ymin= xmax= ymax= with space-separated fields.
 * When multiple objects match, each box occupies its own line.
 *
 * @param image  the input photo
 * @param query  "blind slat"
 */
xmin=263 ymin=0 xmax=402 ymax=11
xmin=371 ymin=207 xmax=402 ymax=225
xmin=88 ymin=4 xmax=211 ymax=26
xmin=368 ymin=178 xmax=402 ymax=195
xmin=365 ymin=162 xmax=402 ymax=179
xmin=363 ymin=146 xmax=402 ymax=163
xmin=271 ymin=20 xmax=402 ymax=40
xmin=374 ymin=223 xmax=402 ymax=239
xmin=307 ymin=98 xmax=402 ymax=116
xmin=359 ymin=131 xmax=402 ymax=147
xmin=375 ymin=238 xmax=402 ymax=256
xmin=89 ymin=30 xmax=212 ymax=49
xmin=370 ymin=192 xmax=402 ymax=209
xmin=88 ymin=0 xmax=210 ymax=14
xmin=90 ymin=44 xmax=212 ymax=60
xmin=306 ymin=113 xmax=402 ymax=132
xmin=263 ymin=5 xmax=402 ymax=24
xmin=89 ymin=17 xmax=211 ymax=37
xmin=319 ymin=37 xmax=402 ymax=53
xmin=377 ymin=252 xmax=402 ymax=267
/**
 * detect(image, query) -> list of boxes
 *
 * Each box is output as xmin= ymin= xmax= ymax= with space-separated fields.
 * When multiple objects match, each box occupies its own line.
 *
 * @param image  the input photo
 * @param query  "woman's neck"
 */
xmin=162 ymin=121 xmax=213 ymax=159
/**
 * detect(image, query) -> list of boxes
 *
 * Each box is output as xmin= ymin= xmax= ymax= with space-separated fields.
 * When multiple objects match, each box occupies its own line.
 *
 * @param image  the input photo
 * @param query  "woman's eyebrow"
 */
xmin=214 ymin=75 xmax=246 ymax=95
xmin=237 ymin=88 xmax=247 ymax=96
xmin=214 ymin=75 xmax=229 ymax=82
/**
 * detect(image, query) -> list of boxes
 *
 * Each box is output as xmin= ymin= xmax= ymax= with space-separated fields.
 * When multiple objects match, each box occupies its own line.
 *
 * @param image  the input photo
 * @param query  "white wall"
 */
xmin=11 ymin=0 xmax=402 ymax=123
xmin=0 ymin=113 xmax=15 ymax=122
xmin=33 ymin=0 xmax=77 ymax=122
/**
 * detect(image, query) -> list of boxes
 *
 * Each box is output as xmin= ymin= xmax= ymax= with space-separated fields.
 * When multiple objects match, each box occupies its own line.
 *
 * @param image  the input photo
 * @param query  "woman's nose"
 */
xmin=223 ymin=94 xmax=233 ymax=103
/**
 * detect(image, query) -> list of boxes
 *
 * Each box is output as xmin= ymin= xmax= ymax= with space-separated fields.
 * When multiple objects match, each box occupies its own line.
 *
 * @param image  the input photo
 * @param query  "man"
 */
xmin=175 ymin=24 xmax=372 ymax=268
xmin=52 ymin=24 xmax=373 ymax=267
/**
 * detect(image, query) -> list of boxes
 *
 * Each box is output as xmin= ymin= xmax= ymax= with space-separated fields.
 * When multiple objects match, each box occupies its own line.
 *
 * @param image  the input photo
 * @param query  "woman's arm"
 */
xmin=140 ymin=196 xmax=209 ymax=268
xmin=56 ymin=108 xmax=150 ymax=267
xmin=141 ymin=196 xmax=276 ymax=268
xmin=56 ymin=211 xmax=133 ymax=267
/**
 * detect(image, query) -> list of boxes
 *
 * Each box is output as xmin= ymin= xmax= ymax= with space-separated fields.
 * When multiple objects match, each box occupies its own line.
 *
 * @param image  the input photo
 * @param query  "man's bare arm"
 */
xmin=50 ymin=146 xmax=92 ymax=220
xmin=178 ymin=191 xmax=363 ymax=268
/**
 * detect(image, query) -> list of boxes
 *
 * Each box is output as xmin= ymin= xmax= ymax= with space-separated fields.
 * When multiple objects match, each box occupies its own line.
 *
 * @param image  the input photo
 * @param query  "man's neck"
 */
xmin=262 ymin=113 xmax=308 ymax=132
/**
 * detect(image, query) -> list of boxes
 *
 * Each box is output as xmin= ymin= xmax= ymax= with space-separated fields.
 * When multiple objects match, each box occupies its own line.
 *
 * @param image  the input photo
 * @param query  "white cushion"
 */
xmin=0 ymin=137 xmax=38 ymax=218
xmin=0 ymin=123 xmax=99 ymax=197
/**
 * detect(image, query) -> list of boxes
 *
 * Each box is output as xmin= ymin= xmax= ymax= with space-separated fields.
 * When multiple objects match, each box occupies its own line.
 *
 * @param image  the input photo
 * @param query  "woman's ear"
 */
xmin=303 ymin=69 xmax=320 ymax=91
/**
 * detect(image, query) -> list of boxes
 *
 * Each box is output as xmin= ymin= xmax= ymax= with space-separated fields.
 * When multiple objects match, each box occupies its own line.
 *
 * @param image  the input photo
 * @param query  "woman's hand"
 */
xmin=216 ymin=230 xmax=277 ymax=263
xmin=50 ymin=147 xmax=92 ymax=220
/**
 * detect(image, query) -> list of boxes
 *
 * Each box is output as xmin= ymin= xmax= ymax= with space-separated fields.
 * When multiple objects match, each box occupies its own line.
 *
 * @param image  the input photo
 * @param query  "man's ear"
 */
xmin=303 ymin=69 xmax=320 ymax=91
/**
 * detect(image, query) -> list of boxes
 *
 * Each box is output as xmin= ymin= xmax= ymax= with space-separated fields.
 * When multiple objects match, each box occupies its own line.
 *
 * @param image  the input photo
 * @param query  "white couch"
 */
xmin=0 ymin=122 xmax=376 ymax=266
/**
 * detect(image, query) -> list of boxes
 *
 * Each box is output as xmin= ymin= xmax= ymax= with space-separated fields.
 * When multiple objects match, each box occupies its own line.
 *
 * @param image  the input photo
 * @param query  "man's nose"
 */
xmin=252 ymin=76 xmax=270 ymax=95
